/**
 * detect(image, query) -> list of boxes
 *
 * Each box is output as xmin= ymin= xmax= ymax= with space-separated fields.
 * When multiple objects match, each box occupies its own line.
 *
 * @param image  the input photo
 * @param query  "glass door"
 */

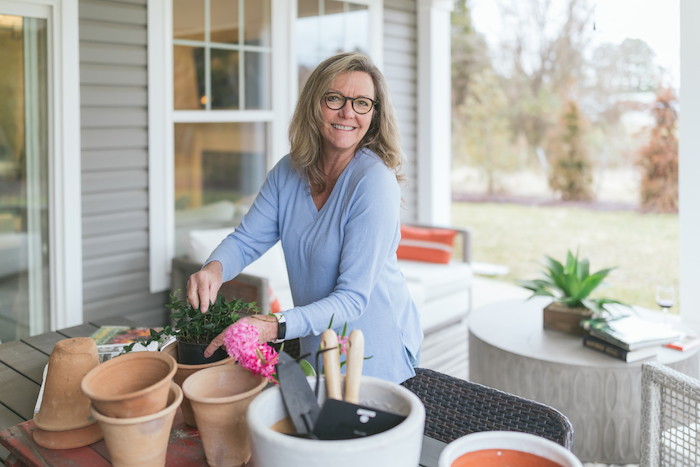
xmin=0 ymin=13 xmax=50 ymax=342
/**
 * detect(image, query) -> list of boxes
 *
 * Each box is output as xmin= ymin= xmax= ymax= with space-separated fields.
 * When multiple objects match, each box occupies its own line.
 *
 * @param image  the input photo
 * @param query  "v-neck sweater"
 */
xmin=206 ymin=149 xmax=423 ymax=383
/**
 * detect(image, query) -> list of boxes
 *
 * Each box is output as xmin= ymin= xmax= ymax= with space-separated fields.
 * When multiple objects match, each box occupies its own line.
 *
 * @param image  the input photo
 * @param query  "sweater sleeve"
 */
xmin=205 ymin=160 xmax=283 ymax=282
xmin=283 ymin=163 xmax=401 ymax=339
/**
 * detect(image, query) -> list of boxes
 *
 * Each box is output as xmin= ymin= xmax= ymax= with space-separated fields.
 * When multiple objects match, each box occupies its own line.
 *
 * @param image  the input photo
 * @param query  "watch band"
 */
xmin=273 ymin=313 xmax=286 ymax=344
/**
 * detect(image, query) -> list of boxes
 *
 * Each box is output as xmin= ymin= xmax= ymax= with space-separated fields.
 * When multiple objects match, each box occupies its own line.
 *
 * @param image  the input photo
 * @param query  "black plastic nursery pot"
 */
xmin=177 ymin=338 xmax=228 ymax=365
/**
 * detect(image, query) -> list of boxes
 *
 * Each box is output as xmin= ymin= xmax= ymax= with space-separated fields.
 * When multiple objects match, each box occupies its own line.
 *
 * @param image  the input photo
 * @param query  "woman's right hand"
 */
xmin=187 ymin=261 xmax=223 ymax=313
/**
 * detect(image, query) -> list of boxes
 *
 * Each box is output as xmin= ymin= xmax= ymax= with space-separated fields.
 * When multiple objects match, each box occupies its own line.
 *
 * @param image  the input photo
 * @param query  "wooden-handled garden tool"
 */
xmin=312 ymin=329 xmax=406 ymax=440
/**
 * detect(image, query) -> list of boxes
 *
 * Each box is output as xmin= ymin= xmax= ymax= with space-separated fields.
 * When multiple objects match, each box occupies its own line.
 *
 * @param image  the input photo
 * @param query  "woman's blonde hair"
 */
xmin=289 ymin=52 xmax=405 ymax=194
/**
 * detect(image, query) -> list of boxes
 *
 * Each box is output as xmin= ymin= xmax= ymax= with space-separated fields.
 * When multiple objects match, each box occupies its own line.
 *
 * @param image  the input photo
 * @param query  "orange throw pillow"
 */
xmin=396 ymin=225 xmax=457 ymax=264
xmin=269 ymin=286 xmax=281 ymax=313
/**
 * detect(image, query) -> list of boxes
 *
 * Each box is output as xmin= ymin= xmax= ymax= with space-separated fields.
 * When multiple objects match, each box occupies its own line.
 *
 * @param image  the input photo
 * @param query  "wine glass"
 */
xmin=656 ymin=285 xmax=675 ymax=328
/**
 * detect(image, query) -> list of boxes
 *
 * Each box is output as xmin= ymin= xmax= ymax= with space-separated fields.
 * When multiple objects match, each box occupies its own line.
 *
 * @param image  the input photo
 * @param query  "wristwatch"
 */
xmin=273 ymin=313 xmax=286 ymax=344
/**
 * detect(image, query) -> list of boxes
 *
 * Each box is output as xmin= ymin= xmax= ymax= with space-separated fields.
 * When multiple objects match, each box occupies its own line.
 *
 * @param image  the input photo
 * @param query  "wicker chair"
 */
xmin=401 ymin=368 xmax=575 ymax=450
xmin=641 ymin=361 xmax=700 ymax=467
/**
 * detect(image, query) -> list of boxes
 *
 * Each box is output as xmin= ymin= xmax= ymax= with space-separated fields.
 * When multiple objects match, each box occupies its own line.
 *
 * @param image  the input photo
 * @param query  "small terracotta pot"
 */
xmin=182 ymin=364 xmax=267 ymax=467
xmin=438 ymin=432 xmax=582 ymax=467
xmin=162 ymin=341 xmax=234 ymax=428
xmin=91 ymin=381 xmax=183 ymax=467
xmin=81 ymin=351 xmax=177 ymax=418
xmin=34 ymin=337 xmax=100 ymax=432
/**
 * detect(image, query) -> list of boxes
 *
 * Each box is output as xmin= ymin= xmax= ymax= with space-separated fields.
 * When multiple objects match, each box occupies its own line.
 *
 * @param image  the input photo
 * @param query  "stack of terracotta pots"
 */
xmin=33 ymin=337 xmax=103 ymax=449
xmin=81 ymin=351 xmax=179 ymax=467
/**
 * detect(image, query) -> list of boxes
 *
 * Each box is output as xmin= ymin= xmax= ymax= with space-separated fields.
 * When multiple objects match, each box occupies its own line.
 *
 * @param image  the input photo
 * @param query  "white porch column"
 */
xmin=416 ymin=0 xmax=453 ymax=226
xmin=680 ymin=0 xmax=700 ymax=331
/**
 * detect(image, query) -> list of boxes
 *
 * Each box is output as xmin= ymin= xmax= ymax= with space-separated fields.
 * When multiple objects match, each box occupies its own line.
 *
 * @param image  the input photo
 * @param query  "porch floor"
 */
xmin=420 ymin=276 xmax=638 ymax=467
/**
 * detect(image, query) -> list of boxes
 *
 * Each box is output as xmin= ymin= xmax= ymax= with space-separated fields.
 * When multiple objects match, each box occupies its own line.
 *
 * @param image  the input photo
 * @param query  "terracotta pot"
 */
xmin=81 ymin=351 xmax=177 ymax=418
xmin=182 ymin=364 xmax=267 ymax=467
xmin=438 ymin=431 xmax=582 ymax=467
xmin=246 ymin=375 xmax=425 ymax=467
xmin=33 ymin=423 xmax=103 ymax=450
xmin=543 ymin=301 xmax=593 ymax=336
xmin=161 ymin=341 xmax=234 ymax=427
xmin=34 ymin=337 xmax=100 ymax=432
xmin=91 ymin=381 xmax=183 ymax=467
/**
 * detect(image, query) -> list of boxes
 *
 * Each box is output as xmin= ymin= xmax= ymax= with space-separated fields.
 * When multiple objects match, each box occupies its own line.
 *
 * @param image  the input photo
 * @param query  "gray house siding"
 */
xmin=384 ymin=0 xmax=418 ymax=223
xmin=79 ymin=0 xmax=168 ymax=326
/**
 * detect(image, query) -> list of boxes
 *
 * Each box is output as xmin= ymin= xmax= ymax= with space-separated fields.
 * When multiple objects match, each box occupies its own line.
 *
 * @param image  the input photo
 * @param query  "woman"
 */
xmin=187 ymin=52 xmax=422 ymax=384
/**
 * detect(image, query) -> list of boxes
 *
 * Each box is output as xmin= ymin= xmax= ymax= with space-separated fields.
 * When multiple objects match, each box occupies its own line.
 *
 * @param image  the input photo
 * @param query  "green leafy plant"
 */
xmin=122 ymin=291 xmax=260 ymax=352
xmin=518 ymin=249 xmax=626 ymax=315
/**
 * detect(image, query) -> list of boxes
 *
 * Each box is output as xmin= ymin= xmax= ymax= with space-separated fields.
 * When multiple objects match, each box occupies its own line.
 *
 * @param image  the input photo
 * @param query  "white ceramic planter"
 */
xmin=438 ymin=431 xmax=583 ymax=467
xmin=247 ymin=375 xmax=425 ymax=467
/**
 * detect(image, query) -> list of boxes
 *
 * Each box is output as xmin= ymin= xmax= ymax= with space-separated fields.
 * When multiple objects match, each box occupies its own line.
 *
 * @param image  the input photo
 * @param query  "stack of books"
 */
xmin=581 ymin=316 xmax=685 ymax=363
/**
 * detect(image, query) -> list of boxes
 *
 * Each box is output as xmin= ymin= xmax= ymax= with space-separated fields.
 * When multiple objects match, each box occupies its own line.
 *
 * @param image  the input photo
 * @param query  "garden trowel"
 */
xmin=275 ymin=351 xmax=320 ymax=436
xmin=312 ymin=329 xmax=407 ymax=440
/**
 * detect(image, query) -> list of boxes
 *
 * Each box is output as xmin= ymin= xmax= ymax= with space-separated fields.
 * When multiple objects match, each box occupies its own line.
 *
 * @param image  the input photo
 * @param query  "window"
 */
xmin=297 ymin=0 xmax=370 ymax=92
xmin=171 ymin=0 xmax=272 ymax=257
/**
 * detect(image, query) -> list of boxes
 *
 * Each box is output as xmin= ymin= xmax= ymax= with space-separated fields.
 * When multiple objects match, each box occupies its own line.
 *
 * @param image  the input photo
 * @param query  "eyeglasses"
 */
xmin=323 ymin=92 xmax=378 ymax=115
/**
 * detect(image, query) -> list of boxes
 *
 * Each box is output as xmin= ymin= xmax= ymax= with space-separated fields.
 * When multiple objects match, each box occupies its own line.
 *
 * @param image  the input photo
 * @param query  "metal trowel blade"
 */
xmin=275 ymin=351 xmax=320 ymax=436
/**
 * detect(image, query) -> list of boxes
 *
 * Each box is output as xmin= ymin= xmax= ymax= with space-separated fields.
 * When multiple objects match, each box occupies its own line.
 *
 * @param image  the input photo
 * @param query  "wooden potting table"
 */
xmin=0 ymin=318 xmax=448 ymax=467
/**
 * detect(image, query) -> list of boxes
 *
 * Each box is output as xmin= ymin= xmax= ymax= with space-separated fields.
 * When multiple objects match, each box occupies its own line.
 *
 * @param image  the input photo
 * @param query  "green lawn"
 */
xmin=451 ymin=202 xmax=680 ymax=312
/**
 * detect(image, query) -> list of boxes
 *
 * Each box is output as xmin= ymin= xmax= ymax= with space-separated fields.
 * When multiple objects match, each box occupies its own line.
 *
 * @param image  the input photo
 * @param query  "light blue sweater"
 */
xmin=206 ymin=149 xmax=423 ymax=384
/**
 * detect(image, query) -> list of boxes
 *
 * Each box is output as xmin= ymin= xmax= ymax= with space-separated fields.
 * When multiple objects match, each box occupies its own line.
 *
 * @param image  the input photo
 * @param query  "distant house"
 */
xmin=0 ymin=0 xmax=452 ymax=341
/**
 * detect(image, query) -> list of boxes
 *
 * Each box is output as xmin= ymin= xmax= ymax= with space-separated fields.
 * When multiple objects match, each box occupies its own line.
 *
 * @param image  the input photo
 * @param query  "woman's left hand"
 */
xmin=203 ymin=314 xmax=280 ymax=358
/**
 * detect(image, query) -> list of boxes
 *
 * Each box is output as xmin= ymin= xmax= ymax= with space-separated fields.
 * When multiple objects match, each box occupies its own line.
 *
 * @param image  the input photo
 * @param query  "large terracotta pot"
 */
xmin=161 ymin=341 xmax=234 ymax=427
xmin=81 ymin=351 xmax=177 ymax=418
xmin=91 ymin=381 xmax=182 ymax=467
xmin=246 ymin=375 xmax=425 ymax=467
xmin=182 ymin=364 xmax=267 ymax=467
xmin=33 ymin=337 xmax=103 ymax=449
xmin=438 ymin=431 xmax=583 ymax=467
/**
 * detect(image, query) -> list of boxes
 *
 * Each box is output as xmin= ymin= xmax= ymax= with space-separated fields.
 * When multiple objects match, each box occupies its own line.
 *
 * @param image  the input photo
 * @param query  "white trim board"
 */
xmin=0 ymin=0 xmax=83 ymax=330
xmin=680 ymin=0 xmax=700 ymax=333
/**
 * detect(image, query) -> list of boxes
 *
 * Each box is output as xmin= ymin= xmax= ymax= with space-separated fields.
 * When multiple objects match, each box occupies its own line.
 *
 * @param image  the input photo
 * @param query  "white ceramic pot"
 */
xmin=438 ymin=431 xmax=583 ymax=467
xmin=247 ymin=375 xmax=425 ymax=467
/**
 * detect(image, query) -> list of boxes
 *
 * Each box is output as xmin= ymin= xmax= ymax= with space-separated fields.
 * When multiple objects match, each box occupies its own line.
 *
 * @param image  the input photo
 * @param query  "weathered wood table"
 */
xmin=0 ymin=319 xmax=447 ymax=467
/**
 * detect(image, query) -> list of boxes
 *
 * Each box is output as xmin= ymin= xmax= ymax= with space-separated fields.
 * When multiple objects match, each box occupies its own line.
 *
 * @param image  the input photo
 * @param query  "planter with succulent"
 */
xmin=518 ymin=250 xmax=627 ymax=336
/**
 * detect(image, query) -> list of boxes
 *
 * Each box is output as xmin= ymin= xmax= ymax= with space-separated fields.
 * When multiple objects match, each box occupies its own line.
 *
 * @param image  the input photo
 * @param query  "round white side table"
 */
xmin=468 ymin=297 xmax=700 ymax=464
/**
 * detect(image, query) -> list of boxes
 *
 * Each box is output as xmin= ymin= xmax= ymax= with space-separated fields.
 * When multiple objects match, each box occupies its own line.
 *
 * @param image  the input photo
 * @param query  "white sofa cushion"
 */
xmin=185 ymin=228 xmax=294 ymax=310
xmin=398 ymin=260 xmax=472 ymax=302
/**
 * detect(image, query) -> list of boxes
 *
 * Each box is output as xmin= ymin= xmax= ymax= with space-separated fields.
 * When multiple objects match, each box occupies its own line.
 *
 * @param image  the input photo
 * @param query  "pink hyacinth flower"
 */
xmin=223 ymin=320 xmax=279 ymax=383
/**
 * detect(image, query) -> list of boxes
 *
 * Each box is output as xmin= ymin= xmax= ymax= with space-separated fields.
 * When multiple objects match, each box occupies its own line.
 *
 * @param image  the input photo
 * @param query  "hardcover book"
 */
xmin=581 ymin=316 xmax=682 ymax=351
xmin=582 ymin=334 xmax=658 ymax=363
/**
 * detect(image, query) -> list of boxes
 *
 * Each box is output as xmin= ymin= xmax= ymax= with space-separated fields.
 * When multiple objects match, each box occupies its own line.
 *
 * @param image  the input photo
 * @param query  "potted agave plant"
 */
xmin=518 ymin=249 xmax=626 ymax=336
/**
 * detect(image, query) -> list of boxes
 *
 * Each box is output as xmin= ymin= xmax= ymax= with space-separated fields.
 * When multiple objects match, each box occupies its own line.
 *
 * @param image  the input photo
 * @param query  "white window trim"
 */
xmin=149 ymin=0 xmax=384 ymax=292
xmin=680 ymin=0 xmax=700 ymax=332
xmin=0 ymin=0 xmax=83 ymax=330
xmin=417 ymin=0 xmax=452 ymax=226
